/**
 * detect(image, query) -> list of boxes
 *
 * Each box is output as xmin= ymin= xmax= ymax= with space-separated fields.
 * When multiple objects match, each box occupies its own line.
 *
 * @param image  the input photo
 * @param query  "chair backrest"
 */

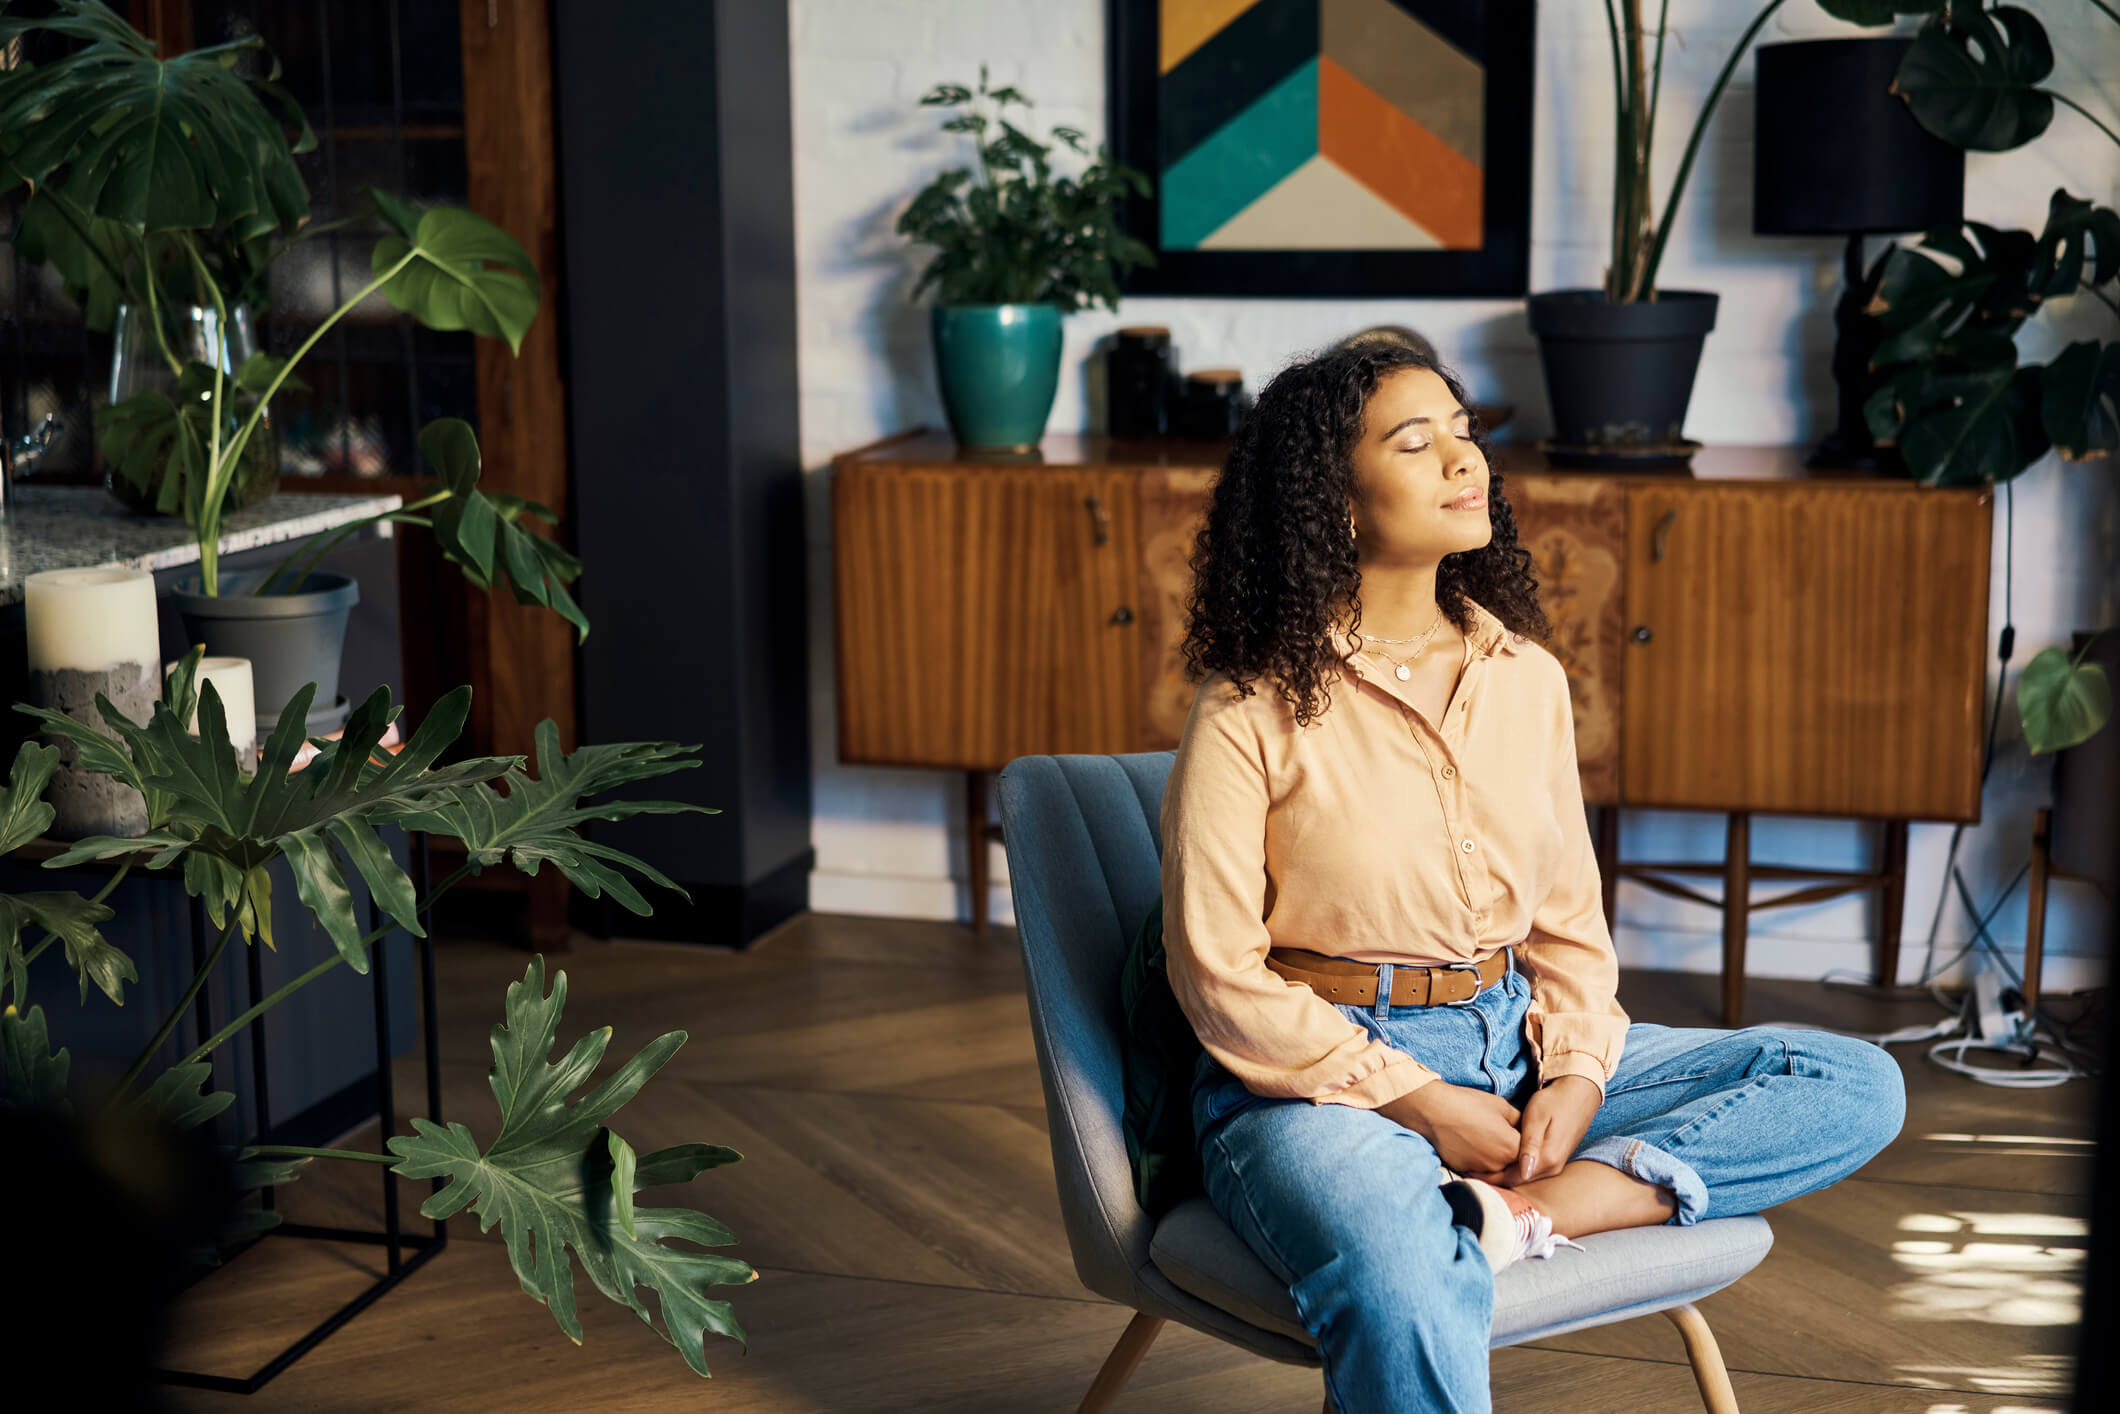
xmin=995 ymin=751 xmax=1174 ymax=1307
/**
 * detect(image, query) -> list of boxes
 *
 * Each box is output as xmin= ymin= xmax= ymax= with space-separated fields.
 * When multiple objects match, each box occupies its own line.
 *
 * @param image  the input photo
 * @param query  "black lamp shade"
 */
xmin=1754 ymin=37 xmax=1964 ymax=236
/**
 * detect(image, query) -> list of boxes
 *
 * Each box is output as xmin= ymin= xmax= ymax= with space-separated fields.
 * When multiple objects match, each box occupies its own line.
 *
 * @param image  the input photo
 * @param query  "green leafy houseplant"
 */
xmin=1851 ymin=0 xmax=2118 ymax=751
xmin=0 ymin=652 xmax=754 ymax=1377
xmin=0 ymin=1 xmax=580 ymax=634
xmin=896 ymin=64 xmax=1156 ymax=311
xmin=1597 ymin=0 xmax=1936 ymax=303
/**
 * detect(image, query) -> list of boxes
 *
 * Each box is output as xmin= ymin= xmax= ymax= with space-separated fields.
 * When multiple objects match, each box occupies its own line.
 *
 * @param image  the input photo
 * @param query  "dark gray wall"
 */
xmin=554 ymin=0 xmax=811 ymax=944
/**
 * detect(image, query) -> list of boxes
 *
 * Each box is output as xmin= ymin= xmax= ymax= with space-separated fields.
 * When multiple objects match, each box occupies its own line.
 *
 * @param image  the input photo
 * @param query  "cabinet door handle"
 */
xmin=1085 ymin=494 xmax=1111 ymax=546
xmin=1111 ymin=605 xmax=1135 ymax=625
xmin=1652 ymin=508 xmax=1678 ymax=562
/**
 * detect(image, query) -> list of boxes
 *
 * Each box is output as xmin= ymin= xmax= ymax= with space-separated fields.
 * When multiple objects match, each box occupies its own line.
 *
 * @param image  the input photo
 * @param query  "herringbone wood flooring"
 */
xmin=160 ymin=914 xmax=2097 ymax=1412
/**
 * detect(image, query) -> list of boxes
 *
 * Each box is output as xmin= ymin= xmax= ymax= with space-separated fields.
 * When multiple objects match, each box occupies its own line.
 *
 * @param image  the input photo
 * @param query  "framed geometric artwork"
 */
xmin=1106 ymin=0 xmax=1536 ymax=297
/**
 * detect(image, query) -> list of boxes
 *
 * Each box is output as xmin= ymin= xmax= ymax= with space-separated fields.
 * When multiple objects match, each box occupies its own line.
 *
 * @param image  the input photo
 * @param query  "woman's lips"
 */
xmin=1445 ymin=488 xmax=1487 ymax=510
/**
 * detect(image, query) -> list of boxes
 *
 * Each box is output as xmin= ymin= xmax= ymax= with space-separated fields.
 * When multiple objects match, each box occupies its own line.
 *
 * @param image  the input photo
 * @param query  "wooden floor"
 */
xmin=159 ymin=913 xmax=2099 ymax=1413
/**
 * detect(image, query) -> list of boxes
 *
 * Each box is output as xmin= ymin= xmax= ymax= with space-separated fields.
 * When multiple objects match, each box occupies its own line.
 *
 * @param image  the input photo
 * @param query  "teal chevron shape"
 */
xmin=1161 ymin=57 xmax=1320 ymax=250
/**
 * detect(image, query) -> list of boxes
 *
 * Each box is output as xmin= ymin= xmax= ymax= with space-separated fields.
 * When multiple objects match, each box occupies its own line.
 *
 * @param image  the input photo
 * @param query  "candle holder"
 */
xmin=24 ymin=567 xmax=161 ymax=839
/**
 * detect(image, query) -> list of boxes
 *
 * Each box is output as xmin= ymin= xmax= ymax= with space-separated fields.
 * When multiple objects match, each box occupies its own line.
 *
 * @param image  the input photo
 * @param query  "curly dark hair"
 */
xmin=1178 ymin=341 xmax=1550 ymax=728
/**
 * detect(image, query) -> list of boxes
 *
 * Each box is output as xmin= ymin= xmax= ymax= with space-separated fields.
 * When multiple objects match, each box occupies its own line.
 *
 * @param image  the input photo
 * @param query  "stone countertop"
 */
xmin=0 ymin=486 xmax=404 ymax=605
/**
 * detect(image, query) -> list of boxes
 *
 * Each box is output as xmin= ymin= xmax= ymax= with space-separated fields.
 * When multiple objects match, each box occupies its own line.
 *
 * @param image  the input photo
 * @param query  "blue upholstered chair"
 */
xmin=995 ymin=751 xmax=1769 ymax=1414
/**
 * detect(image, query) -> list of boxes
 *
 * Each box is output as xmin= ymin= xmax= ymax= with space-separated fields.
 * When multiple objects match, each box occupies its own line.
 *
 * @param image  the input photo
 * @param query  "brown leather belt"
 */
xmin=1265 ymin=946 xmax=1510 ymax=1009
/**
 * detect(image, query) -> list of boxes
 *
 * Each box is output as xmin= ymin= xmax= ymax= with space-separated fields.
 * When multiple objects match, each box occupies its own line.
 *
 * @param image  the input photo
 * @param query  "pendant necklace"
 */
xmin=1358 ymin=606 xmax=1444 ymax=681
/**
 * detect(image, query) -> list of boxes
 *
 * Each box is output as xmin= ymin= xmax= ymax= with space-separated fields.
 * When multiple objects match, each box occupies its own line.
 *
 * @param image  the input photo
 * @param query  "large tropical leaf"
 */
xmin=2019 ymin=644 xmax=2112 ymax=755
xmin=1867 ymin=361 xmax=2048 ymax=485
xmin=1868 ymin=224 xmax=2040 ymax=363
xmin=2041 ymin=340 xmax=2120 ymax=462
xmin=2027 ymin=191 xmax=2120 ymax=299
xmin=418 ymin=419 xmax=589 ymax=642
xmin=22 ymin=663 xmax=516 ymax=969
xmin=1893 ymin=3 xmax=2055 ymax=152
xmin=386 ymin=957 xmax=752 ymax=1377
xmin=393 ymin=720 xmax=711 ymax=917
xmin=370 ymin=199 xmax=540 ymax=354
xmin=0 ymin=0 xmax=313 ymax=235
xmin=0 ymin=742 xmax=131 ymax=1009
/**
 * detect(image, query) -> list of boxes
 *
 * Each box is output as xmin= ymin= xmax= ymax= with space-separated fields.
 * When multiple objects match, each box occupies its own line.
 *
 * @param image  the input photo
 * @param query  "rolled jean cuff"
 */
xmin=1575 ymin=1135 xmax=1709 ymax=1226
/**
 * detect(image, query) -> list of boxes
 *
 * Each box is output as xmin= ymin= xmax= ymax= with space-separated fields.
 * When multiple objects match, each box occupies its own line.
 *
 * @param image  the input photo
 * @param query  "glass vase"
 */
xmin=105 ymin=302 xmax=283 ymax=516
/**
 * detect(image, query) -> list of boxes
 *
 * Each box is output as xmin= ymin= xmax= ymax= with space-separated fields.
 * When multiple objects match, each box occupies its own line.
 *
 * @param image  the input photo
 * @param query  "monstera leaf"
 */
xmin=394 ymin=719 xmax=709 ymax=916
xmin=1866 ymin=360 xmax=2049 ymax=485
xmin=370 ymin=194 xmax=540 ymax=355
xmin=0 ymin=0 xmax=312 ymax=236
xmin=2019 ymin=643 xmax=2113 ymax=755
xmin=417 ymin=419 xmax=589 ymax=642
xmin=0 ymin=742 xmax=131 ymax=1009
xmin=2042 ymin=340 xmax=2120 ymax=462
xmin=386 ymin=957 xmax=753 ymax=1377
xmin=2027 ymin=191 xmax=2120 ymax=299
xmin=1894 ymin=3 xmax=2055 ymax=152
xmin=23 ymin=659 xmax=516 ymax=969
xmin=1868 ymin=224 xmax=2040 ymax=364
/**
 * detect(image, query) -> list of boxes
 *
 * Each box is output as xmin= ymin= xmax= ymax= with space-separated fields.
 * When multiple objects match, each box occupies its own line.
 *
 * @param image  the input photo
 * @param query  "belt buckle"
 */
xmin=1436 ymin=961 xmax=1486 ymax=1006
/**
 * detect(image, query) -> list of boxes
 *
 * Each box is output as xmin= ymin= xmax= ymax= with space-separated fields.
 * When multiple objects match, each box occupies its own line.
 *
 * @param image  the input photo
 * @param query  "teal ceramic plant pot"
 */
xmin=931 ymin=303 xmax=1063 ymax=451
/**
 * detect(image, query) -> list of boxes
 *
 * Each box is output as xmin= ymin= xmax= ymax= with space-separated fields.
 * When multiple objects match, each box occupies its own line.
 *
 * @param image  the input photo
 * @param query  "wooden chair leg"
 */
xmin=1077 ymin=1310 xmax=1164 ymax=1414
xmin=1661 ymin=1302 xmax=1739 ymax=1414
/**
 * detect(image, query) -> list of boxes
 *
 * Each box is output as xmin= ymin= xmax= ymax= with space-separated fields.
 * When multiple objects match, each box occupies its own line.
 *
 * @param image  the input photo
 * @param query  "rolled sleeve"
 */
xmin=1517 ymin=663 xmax=1629 ymax=1099
xmin=1161 ymin=682 xmax=1439 ymax=1109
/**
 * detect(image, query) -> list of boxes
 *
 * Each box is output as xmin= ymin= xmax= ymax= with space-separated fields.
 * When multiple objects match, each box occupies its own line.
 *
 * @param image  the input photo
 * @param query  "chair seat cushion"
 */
xmin=1149 ymin=1196 xmax=1774 ymax=1348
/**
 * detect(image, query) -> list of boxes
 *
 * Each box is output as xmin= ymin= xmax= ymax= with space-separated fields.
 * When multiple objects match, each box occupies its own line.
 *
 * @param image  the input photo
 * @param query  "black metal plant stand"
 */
xmin=152 ymin=832 xmax=449 ymax=1394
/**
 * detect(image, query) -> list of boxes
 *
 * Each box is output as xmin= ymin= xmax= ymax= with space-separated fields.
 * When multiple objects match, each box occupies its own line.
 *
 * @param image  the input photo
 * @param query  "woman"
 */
xmin=1159 ymin=341 xmax=1906 ymax=1414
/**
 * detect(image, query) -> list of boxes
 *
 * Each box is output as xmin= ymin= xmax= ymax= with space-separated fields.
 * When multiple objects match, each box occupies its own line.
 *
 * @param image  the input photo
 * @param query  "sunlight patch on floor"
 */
xmin=1898 ymin=1351 xmax=2072 ymax=1399
xmin=1888 ymin=1212 xmax=2083 ymax=1327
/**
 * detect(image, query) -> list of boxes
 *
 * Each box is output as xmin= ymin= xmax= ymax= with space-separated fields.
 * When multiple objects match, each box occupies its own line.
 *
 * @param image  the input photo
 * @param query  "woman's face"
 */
xmin=1347 ymin=366 xmax=1492 ymax=563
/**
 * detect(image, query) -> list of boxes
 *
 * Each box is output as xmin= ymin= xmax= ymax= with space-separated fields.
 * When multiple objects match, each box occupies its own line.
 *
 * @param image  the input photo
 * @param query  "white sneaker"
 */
xmin=1438 ymin=1176 xmax=1585 ymax=1272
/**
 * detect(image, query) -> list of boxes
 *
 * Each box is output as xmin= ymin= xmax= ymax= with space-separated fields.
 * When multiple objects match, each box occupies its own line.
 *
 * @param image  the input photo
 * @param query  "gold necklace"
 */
xmin=1355 ymin=606 xmax=1444 ymax=681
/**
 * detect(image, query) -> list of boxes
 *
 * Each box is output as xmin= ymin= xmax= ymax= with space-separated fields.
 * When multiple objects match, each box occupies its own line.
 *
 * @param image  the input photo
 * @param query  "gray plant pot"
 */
xmin=1528 ymin=289 xmax=1720 ymax=450
xmin=171 ymin=570 xmax=358 ymax=734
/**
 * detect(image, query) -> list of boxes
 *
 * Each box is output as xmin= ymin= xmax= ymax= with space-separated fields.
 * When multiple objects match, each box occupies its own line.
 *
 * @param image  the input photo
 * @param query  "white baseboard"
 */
xmin=806 ymin=872 xmax=2106 ymax=995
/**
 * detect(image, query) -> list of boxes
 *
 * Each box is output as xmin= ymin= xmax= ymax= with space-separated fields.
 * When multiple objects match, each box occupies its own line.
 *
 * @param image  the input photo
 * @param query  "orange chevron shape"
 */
xmin=1318 ymin=53 xmax=1483 ymax=250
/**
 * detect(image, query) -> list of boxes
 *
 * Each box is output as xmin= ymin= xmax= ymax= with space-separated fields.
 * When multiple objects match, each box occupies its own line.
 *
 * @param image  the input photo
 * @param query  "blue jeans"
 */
xmin=1190 ymin=954 xmax=1906 ymax=1414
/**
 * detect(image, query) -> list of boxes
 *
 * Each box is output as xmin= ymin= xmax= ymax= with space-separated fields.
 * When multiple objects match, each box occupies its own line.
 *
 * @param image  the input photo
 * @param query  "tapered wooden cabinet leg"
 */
xmin=1875 ymin=819 xmax=1909 ymax=988
xmin=1077 ymin=1311 xmax=1164 ymax=1414
xmin=2024 ymin=807 xmax=2052 ymax=1013
xmin=967 ymin=770 xmax=989 ymax=939
xmin=1662 ymin=1302 xmax=1740 ymax=1414
xmin=1721 ymin=812 xmax=1750 ymax=1028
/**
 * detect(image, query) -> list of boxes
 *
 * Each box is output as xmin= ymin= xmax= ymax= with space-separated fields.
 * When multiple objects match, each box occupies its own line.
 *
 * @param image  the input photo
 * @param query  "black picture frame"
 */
xmin=1106 ymin=0 xmax=1536 ymax=298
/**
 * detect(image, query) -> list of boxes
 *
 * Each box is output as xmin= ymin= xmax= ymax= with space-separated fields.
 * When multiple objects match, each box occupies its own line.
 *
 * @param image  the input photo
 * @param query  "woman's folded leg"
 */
xmin=1561 ymin=1023 xmax=1907 ymax=1226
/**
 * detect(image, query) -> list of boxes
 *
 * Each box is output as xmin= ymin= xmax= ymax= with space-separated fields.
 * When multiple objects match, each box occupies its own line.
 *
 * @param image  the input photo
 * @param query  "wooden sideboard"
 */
xmin=831 ymin=429 xmax=1994 ymax=1023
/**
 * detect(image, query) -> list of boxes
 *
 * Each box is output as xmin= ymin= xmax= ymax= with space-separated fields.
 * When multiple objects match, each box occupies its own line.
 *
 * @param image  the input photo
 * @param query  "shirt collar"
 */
xmin=1331 ymin=597 xmax=1524 ymax=675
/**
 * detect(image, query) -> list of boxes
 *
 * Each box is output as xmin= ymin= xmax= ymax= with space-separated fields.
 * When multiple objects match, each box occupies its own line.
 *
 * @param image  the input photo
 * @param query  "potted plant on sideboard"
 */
xmin=897 ymin=64 xmax=1156 ymax=452
xmin=1527 ymin=0 xmax=1919 ymax=466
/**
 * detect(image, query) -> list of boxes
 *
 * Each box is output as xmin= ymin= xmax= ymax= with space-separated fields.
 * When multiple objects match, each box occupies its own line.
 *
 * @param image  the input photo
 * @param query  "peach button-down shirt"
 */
xmin=1159 ymin=597 xmax=1628 ymax=1110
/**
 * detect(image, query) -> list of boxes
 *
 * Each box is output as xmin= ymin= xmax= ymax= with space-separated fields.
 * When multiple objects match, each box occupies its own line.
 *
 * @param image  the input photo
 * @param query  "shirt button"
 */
xmin=1441 ymin=764 xmax=1456 ymax=779
xmin=1461 ymin=838 xmax=1475 ymax=853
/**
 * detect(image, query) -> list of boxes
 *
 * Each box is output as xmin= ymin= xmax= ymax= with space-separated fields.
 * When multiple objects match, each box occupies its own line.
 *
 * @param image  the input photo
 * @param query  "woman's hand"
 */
xmin=1501 ymin=1074 xmax=1602 ymax=1185
xmin=1378 ymin=1081 xmax=1522 ymax=1175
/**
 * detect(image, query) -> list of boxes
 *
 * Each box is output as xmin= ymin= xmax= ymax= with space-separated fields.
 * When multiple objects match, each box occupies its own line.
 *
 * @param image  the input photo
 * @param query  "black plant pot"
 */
xmin=1528 ymin=290 xmax=1720 ymax=451
xmin=171 ymin=570 xmax=359 ymax=735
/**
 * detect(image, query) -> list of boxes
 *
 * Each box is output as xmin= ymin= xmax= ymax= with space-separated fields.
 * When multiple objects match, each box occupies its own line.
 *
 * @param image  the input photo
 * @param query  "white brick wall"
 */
xmin=792 ymin=0 xmax=2120 ymax=989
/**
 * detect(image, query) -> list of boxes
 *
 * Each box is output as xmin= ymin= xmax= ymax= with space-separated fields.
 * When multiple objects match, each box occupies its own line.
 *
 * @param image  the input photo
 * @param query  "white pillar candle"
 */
xmin=24 ymin=567 xmax=161 ymax=839
xmin=168 ymin=656 xmax=258 ymax=770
